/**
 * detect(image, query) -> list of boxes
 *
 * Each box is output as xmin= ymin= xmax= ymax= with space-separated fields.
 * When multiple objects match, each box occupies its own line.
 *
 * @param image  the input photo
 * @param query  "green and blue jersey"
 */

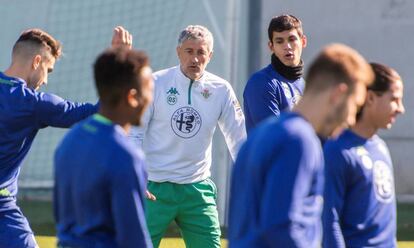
xmin=0 ymin=71 xmax=97 ymax=198
xmin=0 ymin=71 xmax=97 ymax=247
xmin=54 ymin=114 xmax=152 ymax=247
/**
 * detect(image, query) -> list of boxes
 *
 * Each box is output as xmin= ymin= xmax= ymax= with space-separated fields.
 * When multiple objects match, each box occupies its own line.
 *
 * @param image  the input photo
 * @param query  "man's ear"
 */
xmin=267 ymin=40 xmax=273 ymax=52
xmin=127 ymin=88 xmax=139 ymax=108
xmin=176 ymin=46 xmax=180 ymax=58
xmin=32 ymin=55 xmax=42 ymax=70
xmin=365 ymin=90 xmax=376 ymax=107
xmin=301 ymin=34 xmax=307 ymax=48
xmin=330 ymin=82 xmax=348 ymax=104
xmin=208 ymin=50 xmax=213 ymax=60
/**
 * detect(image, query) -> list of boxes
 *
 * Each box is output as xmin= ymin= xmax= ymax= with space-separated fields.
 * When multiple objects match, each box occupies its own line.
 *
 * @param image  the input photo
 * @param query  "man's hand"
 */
xmin=111 ymin=26 xmax=133 ymax=50
xmin=146 ymin=190 xmax=156 ymax=201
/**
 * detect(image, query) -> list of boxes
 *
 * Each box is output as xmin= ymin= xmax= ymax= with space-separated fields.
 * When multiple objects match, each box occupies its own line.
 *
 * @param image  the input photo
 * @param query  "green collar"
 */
xmin=93 ymin=114 xmax=112 ymax=125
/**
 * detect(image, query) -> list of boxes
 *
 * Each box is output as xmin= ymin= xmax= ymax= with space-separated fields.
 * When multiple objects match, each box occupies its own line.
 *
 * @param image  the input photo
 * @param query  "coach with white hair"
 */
xmin=132 ymin=25 xmax=246 ymax=247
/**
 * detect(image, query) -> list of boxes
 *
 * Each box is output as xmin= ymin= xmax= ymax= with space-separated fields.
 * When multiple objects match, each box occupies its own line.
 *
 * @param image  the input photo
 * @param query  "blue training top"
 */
xmin=54 ymin=114 xmax=152 ymax=248
xmin=323 ymin=129 xmax=397 ymax=248
xmin=0 ymin=72 xmax=97 ymax=197
xmin=229 ymin=112 xmax=324 ymax=248
xmin=243 ymin=64 xmax=304 ymax=133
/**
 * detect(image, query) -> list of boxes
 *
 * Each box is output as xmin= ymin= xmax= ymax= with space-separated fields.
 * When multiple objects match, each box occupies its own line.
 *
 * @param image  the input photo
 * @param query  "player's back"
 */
xmin=229 ymin=112 xmax=323 ymax=248
xmin=54 ymin=114 xmax=151 ymax=248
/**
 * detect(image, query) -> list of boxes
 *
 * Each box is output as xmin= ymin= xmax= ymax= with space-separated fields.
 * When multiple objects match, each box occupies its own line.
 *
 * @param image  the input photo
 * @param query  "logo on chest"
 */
xmin=373 ymin=160 xmax=394 ymax=203
xmin=171 ymin=107 xmax=202 ymax=138
xmin=166 ymin=87 xmax=180 ymax=105
xmin=355 ymin=146 xmax=394 ymax=203
xmin=282 ymin=83 xmax=301 ymax=106
xmin=201 ymin=88 xmax=212 ymax=99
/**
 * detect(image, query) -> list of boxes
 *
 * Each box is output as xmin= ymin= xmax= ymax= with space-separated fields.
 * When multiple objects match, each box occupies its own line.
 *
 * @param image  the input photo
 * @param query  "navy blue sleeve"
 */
xmin=110 ymin=153 xmax=152 ymax=248
xmin=228 ymin=138 xmax=260 ymax=244
xmin=260 ymin=136 xmax=317 ymax=247
xmin=322 ymin=143 xmax=347 ymax=248
xmin=35 ymin=92 xmax=98 ymax=128
xmin=243 ymin=73 xmax=281 ymax=132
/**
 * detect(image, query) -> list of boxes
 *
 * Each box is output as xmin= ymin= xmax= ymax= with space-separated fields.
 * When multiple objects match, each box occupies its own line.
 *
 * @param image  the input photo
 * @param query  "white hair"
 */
xmin=177 ymin=25 xmax=214 ymax=52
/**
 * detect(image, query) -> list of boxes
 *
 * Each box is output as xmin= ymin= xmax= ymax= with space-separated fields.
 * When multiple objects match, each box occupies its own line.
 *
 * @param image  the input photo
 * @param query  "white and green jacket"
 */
xmin=131 ymin=66 xmax=246 ymax=184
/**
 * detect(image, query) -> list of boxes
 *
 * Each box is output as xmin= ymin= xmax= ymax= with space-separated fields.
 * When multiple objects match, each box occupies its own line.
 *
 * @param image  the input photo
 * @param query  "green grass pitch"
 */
xmin=18 ymin=199 xmax=414 ymax=247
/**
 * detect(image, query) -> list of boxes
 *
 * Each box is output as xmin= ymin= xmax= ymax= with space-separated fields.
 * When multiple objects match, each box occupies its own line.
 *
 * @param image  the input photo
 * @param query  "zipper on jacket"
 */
xmin=188 ymin=79 xmax=194 ymax=105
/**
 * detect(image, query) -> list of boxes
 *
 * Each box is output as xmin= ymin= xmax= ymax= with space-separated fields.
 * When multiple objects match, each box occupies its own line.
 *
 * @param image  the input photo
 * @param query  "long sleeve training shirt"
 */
xmin=131 ymin=66 xmax=246 ymax=184
xmin=323 ymin=129 xmax=397 ymax=248
xmin=0 ymin=71 xmax=97 ymax=198
xmin=243 ymin=64 xmax=304 ymax=133
xmin=54 ymin=114 xmax=152 ymax=248
xmin=229 ymin=112 xmax=324 ymax=248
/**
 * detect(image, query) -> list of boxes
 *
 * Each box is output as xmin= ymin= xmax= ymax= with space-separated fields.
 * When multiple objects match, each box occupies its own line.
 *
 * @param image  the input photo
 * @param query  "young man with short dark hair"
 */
xmin=244 ymin=14 xmax=307 ymax=132
xmin=229 ymin=44 xmax=374 ymax=248
xmin=0 ymin=26 xmax=131 ymax=247
xmin=323 ymin=63 xmax=404 ymax=248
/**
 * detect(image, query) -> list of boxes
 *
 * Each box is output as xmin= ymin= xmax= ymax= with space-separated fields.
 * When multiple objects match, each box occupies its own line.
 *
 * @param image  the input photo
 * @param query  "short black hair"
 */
xmin=356 ymin=63 xmax=402 ymax=121
xmin=268 ymin=14 xmax=303 ymax=41
xmin=94 ymin=47 xmax=149 ymax=107
xmin=368 ymin=62 xmax=401 ymax=94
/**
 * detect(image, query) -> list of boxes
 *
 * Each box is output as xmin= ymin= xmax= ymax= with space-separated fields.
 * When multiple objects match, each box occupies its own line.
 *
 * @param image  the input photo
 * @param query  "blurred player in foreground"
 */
xmin=323 ymin=63 xmax=404 ymax=247
xmin=54 ymin=47 xmax=154 ymax=247
xmin=229 ymin=43 xmax=374 ymax=248
xmin=0 ymin=26 xmax=131 ymax=247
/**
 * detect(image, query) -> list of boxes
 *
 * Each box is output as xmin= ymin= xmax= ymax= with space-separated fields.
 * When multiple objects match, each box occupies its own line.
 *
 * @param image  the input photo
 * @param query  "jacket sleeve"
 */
xmin=218 ymin=82 xmax=246 ymax=162
xmin=243 ymin=73 xmax=281 ymax=132
xmin=110 ymin=153 xmax=153 ymax=248
xmin=322 ymin=143 xmax=347 ymax=248
xmin=35 ymin=92 xmax=98 ymax=128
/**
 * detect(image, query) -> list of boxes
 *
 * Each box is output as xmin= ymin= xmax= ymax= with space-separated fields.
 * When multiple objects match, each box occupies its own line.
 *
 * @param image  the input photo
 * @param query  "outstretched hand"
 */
xmin=111 ymin=26 xmax=133 ymax=50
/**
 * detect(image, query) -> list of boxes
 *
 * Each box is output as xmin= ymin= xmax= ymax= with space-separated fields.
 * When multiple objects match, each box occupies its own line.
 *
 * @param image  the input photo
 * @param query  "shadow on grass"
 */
xmin=17 ymin=199 xmax=413 ymax=241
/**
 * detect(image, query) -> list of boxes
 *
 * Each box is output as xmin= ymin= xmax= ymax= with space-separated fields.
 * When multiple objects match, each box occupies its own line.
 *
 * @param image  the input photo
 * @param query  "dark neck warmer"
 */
xmin=271 ymin=54 xmax=303 ymax=81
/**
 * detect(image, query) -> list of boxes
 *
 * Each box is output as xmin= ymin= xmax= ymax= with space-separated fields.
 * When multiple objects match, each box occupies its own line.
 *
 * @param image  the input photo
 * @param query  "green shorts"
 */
xmin=145 ymin=178 xmax=221 ymax=248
